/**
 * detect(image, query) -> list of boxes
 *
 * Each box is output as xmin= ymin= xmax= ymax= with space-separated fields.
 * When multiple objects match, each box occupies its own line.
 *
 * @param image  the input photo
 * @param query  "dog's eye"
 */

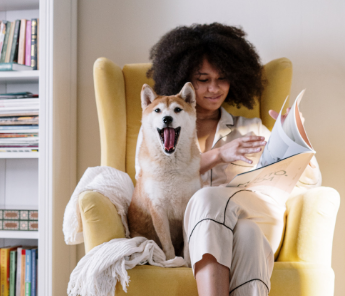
xmin=154 ymin=108 xmax=161 ymax=113
xmin=174 ymin=107 xmax=182 ymax=113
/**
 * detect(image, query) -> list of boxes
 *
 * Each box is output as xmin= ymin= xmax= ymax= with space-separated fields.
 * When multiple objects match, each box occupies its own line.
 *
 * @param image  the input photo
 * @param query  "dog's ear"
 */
xmin=141 ymin=84 xmax=157 ymax=109
xmin=178 ymin=82 xmax=196 ymax=108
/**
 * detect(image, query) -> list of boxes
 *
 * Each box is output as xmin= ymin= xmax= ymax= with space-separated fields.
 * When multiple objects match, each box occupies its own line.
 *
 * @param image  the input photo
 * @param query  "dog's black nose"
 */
xmin=163 ymin=116 xmax=173 ymax=124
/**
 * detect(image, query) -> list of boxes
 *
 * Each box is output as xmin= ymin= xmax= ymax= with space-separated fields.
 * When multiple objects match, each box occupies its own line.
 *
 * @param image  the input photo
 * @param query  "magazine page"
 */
xmin=256 ymin=91 xmax=314 ymax=169
xmin=282 ymin=89 xmax=313 ymax=149
xmin=226 ymin=151 xmax=314 ymax=198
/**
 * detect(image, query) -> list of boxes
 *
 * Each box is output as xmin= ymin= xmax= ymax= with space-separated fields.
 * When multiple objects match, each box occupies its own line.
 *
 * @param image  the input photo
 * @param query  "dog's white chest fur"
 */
xmin=144 ymin=175 xmax=200 ymax=219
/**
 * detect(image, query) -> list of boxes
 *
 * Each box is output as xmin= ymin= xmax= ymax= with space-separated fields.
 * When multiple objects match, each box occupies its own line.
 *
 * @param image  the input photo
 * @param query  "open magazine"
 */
xmin=226 ymin=90 xmax=315 ymax=198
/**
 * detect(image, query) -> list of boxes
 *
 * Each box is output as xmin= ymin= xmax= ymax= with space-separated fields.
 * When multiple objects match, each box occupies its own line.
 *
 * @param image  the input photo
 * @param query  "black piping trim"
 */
xmin=229 ymin=278 xmax=269 ymax=295
xmin=188 ymin=218 xmax=234 ymax=244
xmin=298 ymin=180 xmax=319 ymax=186
xmin=188 ymin=189 xmax=253 ymax=243
xmin=230 ymin=162 xmax=254 ymax=168
xmin=210 ymin=169 xmax=213 ymax=186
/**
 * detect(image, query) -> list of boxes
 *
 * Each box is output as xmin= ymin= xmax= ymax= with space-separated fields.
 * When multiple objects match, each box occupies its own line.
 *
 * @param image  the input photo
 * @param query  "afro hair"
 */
xmin=147 ymin=23 xmax=265 ymax=109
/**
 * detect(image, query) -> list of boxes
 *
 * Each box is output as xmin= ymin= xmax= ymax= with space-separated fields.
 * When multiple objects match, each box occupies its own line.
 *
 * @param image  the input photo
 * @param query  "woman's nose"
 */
xmin=207 ymin=80 xmax=220 ymax=92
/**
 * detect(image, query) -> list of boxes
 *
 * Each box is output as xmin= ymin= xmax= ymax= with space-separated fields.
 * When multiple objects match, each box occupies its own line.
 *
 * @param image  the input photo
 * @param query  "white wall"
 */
xmin=77 ymin=0 xmax=345 ymax=295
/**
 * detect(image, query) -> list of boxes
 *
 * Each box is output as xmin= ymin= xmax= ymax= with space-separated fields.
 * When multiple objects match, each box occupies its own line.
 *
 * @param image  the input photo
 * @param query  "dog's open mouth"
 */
xmin=157 ymin=127 xmax=181 ymax=154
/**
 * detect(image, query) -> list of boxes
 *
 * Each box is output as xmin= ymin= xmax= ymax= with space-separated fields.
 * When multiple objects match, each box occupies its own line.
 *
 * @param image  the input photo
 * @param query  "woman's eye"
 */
xmin=174 ymin=107 xmax=183 ymax=113
xmin=197 ymin=79 xmax=208 ymax=83
xmin=154 ymin=108 xmax=161 ymax=113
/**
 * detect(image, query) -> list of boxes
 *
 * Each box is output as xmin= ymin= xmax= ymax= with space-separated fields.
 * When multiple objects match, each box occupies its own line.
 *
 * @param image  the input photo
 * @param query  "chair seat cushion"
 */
xmin=114 ymin=262 xmax=334 ymax=296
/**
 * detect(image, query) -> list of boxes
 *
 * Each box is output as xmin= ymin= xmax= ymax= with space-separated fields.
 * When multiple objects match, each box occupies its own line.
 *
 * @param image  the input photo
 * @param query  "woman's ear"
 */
xmin=141 ymin=84 xmax=157 ymax=109
xmin=178 ymin=82 xmax=196 ymax=108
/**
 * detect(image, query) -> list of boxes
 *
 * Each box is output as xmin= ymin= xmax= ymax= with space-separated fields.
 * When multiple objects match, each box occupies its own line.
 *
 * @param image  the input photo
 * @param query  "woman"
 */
xmin=146 ymin=23 xmax=321 ymax=296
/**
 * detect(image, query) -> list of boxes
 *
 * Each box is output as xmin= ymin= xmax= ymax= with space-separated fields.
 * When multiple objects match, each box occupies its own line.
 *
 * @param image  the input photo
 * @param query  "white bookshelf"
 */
xmin=0 ymin=70 xmax=39 ymax=83
xmin=0 ymin=230 xmax=38 ymax=239
xmin=0 ymin=1 xmax=77 ymax=296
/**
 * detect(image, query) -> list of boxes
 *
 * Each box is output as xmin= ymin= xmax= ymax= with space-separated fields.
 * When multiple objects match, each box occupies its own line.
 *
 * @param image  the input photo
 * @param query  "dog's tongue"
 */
xmin=164 ymin=128 xmax=175 ymax=151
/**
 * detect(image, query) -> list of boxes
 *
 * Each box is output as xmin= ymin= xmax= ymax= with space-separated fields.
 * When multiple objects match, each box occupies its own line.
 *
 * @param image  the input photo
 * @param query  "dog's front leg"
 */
xmin=149 ymin=203 xmax=175 ymax=260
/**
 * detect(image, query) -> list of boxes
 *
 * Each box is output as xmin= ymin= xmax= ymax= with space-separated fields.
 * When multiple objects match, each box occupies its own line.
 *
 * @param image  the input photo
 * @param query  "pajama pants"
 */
xmin=184 ymin=186 xmax=284 ymax=295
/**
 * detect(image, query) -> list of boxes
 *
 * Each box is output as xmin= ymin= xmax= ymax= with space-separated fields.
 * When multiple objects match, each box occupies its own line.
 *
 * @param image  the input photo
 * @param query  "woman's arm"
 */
xmin=200 ymin=136 xmax=266 ymax=175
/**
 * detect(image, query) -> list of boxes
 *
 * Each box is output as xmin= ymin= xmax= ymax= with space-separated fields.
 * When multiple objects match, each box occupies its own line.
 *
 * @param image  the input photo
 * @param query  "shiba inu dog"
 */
xmin=127 ymin=82 xmax=201 ymax=264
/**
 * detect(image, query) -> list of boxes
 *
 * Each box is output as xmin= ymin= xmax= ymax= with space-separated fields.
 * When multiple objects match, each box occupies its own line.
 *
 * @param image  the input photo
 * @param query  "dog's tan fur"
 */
xmin=128 ymin=83 xmax=201 ymax=262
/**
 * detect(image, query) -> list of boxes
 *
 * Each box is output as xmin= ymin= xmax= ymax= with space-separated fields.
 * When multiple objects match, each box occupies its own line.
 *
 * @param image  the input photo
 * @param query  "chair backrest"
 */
xmin=93 ymin=58 xmax=292 ymax=184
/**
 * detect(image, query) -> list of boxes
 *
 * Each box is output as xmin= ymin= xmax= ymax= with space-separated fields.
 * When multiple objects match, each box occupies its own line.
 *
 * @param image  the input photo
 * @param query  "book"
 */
xmin=9 ymin=251 xmax=16 ymax=296
xmin=0 ymin=134 xmax=38 ymax=138
xmin=24 ymin=250 xmax=31 ymax=296
xmin=17 ymin=20 xmax=27 ymax=65
xmin=30 ymin=250 xmax=37 ymax=296
xmin=0 ymin=63 xmax=33 ymax=71
xmin=24 ymin=21 xmax=31 ymax=67
xmin=5 ymin=22 xmax=15 ymax=63
xmin=16 ymin=248 xmax=22 ymax=296
xmin=227 ymin=90 xmax=314 ymax=199
xmin=9 ymin=20 xmax=21 ymax=63
xmin=20 ymin=250 xmax=25 ymax=296
xmin=1 ymin=246 xmax=18 ymax=296
xmin=0 ymin=116 xmax=39 ymax=126
xmin=36 ymin=19 xmax=39 ymax=71
xmin=0 ymin=22 xmax=7 ymax=61
xmin=0 ymin=23 xmax=11 ymax=63
xmin=0 ymin=98 xmax=39 ymax=106
xmin=0 ymin=147 xmax=38 ymax=153
xmin=30 ymin=20 xmax=37 ymax=70
xmin=0 ymin=126 xmax=38 ymax=130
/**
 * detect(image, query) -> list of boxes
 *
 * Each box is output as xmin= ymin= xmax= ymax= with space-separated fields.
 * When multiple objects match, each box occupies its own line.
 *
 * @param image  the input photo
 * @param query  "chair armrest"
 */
xmin=277 ymin=187 xmax=340 ymax=265
xmin=79 ymin=190 xmax=126 ymax=254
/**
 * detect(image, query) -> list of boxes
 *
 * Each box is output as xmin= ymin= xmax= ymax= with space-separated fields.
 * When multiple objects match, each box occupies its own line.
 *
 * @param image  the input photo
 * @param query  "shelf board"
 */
xmin=0 ymin=0 xmax=39 ymax=12
xmin=0 ymin=70 xmax=39 ymax=83
xmin=0 ymin=230 xmax=38 ymax=239
xmin=0 ymin=152 xmax=39 ymax=158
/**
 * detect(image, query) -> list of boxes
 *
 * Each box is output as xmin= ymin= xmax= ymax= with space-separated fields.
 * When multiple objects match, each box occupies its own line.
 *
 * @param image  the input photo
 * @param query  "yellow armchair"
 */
xmin=78 ymin=57 xmax=340 ymax=296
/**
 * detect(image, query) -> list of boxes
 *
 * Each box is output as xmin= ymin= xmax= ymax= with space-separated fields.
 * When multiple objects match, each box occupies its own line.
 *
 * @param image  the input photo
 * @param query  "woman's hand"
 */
xmin=218 ymin=135 xmax=266 ymax=165
xmin=268 ymin=107 xmax=305 ymax=125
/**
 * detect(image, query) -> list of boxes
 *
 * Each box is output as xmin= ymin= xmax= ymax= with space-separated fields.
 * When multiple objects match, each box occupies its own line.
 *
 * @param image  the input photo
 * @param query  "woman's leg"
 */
xmin=195 ymin=254 xmax=230 ymax=296
xmin=229 ymin=219 xmax=274 ymax=295
xmin=184 ymin=187 xmax=247 ymax=295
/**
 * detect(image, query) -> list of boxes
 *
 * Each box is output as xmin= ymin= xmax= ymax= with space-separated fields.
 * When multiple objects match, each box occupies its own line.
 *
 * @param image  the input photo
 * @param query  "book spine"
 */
xmin=0 ymin=64 xmax=12 ymax=71
xmin=0 ymin=23 xmax=11 ymax=63
xmin=36 ymin=19 xmax=39 ymax=70
xmin=24 ymin=251 xmax=31 ymax=296
xmin=24 ymin=21 xmax=31 ymax=66
xmin=9 ymin=251 xmax=16 ymax=296
xmin=30 ymin=250 xmax=36 ymax=296
xmin=5 ymin=22 xmax=15 ymax=63
xmin=20 ymin=251 xmax=25 ymax=296
xmin=17 ymin=20 xmax=26 ymax=65
xmin=0 ymin=22 xmax=7 ymax=61
xmin=30 ymin=20 xmax=37 ymax=70
xmin=0 ymin=248 xmax=5 ymax=296
xmin=9 ymin=20 xmax=21 ymax=63
xmin=15 ymin=249 xmax=21 ymax=296
xmin=1 ymin=248 xmax=9 ymax=296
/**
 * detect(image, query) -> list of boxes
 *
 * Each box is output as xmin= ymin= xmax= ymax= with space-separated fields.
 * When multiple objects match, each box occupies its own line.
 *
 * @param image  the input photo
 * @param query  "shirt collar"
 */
xmin=212 ymin=107 xmax=234 ymax=147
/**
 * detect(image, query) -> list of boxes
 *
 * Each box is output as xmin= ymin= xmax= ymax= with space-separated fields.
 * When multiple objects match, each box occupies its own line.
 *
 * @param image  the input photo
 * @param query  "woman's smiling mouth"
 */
xmin=205 ymin=95 xmax=222 ymax=100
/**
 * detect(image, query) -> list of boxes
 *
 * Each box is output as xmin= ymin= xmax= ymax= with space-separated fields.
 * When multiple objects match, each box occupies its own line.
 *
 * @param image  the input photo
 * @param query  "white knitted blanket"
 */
xmin=63 ymin=166 xmax=187 ymax=296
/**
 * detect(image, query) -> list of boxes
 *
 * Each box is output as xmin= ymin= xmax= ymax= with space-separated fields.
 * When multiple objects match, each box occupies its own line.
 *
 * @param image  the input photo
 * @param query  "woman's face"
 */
xmin=191 ymin=58 xmax=230 ymax=113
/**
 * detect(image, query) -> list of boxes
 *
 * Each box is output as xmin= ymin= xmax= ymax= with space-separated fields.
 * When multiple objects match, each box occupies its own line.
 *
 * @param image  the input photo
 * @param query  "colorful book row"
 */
xmin=1 ymin=246 xmax=38 ymax=296
xmin=0 ymin=19 xmax=39 ymax=70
